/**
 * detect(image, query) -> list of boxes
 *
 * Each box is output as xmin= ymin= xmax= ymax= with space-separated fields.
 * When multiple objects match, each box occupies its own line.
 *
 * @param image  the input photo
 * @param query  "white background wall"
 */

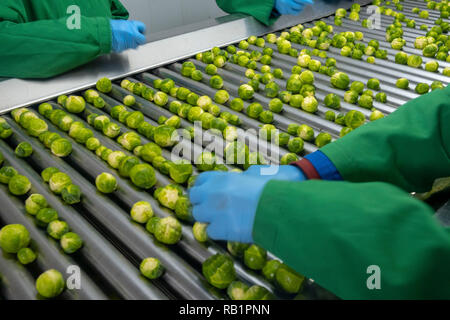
xmin=120 ymin=0 xmax=227 ymax=34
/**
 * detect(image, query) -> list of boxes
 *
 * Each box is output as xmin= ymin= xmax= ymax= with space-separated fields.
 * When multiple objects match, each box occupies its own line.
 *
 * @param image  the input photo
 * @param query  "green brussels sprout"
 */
xmin=262 ymin=260 xmax=282 ymax=282
xmin=65 ymin=96 xmax=86 ymax=113
xmin=244 ymin=102 xmax=262 ymax=119
xmin=259 ymin=110 xmax=274 ymax=124
xmin=315 ymin=132 xmax=332 ymax=148
xmin=140 ymin=257 xmax=164 ymax=279
xmin=391 ymin=38 xmax=405 ymax=50
xmin=181 ymin=61 xmax=196 ymax=77
xmin=130 ymin=201 xmax=153 ymax=224
xmin=330 ymin=72 xmax=350 ymax=90
xmin=202 ymin=253 xmax=236 ymax=289
xmin=8 ymin=174 xmax=31 ymax=196
xmin=344 ymin=90 xmax=359 ymax=104
xmin=100 ymin=148 xmax=113 ymax=162
xmin=61 ymin=184 xmax=82 ymax=205
xmin=423 ymin=44 xmax=438 ymax=57
xmin=122 ymin=95 xmax=135 ymax=107
xmin=275 ymin=264 xmax=305 ymax=294
xmin=156 ymin=184 xmax=182 ymax=210
xmin=84 ymin=89 xmax=100 ymax=105
xmin=243 ymin=285 xmax=273 ymax=300
xmin=47 ymin=220 xmax=70 ymax=240
xmin=227 ymin=281 xmax=249 ymax=300
xmin=38 ymin=103 xmax=53 ymax=117
xmin=129 ymin=164 xmax=156 ymax=190
xmin=110 ymin=105 xmax=127 ymax=119
xmin=145 ymin=216 xmax=160 ymax=234
xmin=25 ymin=194 xmax=48 ymax=215
xmin=197 ymin=96 xmax=213 ymax=111
xmin=296 ymin=124 xmax=314 ymax=142
xmin=26 ymin=118 xmax=48 ymax=137
xmin=264 ymin=82 xmax=279 ymax=98
xmin=268 ymin=98 xmax=283 ymax=113
xmin=358 ymin=94 xmax=373 ymax=109
xmin=36 ymin=269 xmax=65 ymax=298
xmin=174 ymin=196 xmax=192 ymax=221
xmin=60 ymin=232 xmax=83 ymax=254
xmin=375 ymin=92 xmax=387 ymax=103
xmin=73 ymin=128 xmax=94 ymax=144
xmin=225 ymin=141 xmax=249 ymax=167
xmin=96 ymin=77 xmax=112 ymax=93
xmin=36 ymin=208 xmax=58 ymax=227
xmin=340 ymin=46 xmax=352 ymax=57
xmin=0 ymin=118 xmax=13 ymax=139
xmin=17 ymin=247 xmax=36 ymax=265
xmin=228 ymin=98 xmax=243 ymax=113
xmin=223 ymin=125 xmax=238 ymax=141
xmin=324 ymin=93 xmax=341 ymax=110
xmin=84 ymin=137 xmax=100 ymax=151
xmin=286 ymin=123 xmax=299 ymax=136
xmin=227 ymin=241 xmax=250 ymax=258
xmin=57 ymin=114 xmax=74 ymax=132
xmin=280 ymin=153 xmax=298 ymax=165
xmin=444 ymin=67 xmax=450 ymax=77
xmin=244 ymin=245 xmax=267 ymax=270
xmin=367 ymin=78 xmax=380 ymax=90
xmin=106 ymin=151 xmax=126 ymax=169
xmin=48 ymin=171 xmax=70 ymax=195
xmin=301 ymin=96 xmax=318 ymax=113
xmin=238 ymin=84 xmax=255 ymax=100
xmin=425 ymin=60 xmax=439 ymax=72
xmin=345 ymin=110 xmax=365 ymax=129
xmin=205 ymin=64 xmax=218 ymax=76
xmin=196 ymin=152 xmax=216 ymax=171
xmin=0 ymin=224 xmax=30 ymax=253
xmin=169 ymin=160 xmax=193 ymax=184
xmin=394 ymin=52 xmax=408 ymax=65
xmin=396 ymin=78 xmax=409 ymax=89
xmin=153 ymin=125 xmax=178 ymax=147
xmin=160 ymin=79 xmax=175 ymax=93
xmin=95 ymin=172 xmax=117 ymax=193
xmin=209 ymin=75 xmax=224 ymax=89
xmin=287 ymin=137 xmax=304 ymax=154
xmin=15 ymin=141 xmax=33 ymax=158
xmin=415 ymin=83 xmax=430 ymax=94
xmin=154 ymin=216 xmax=182 ymax=245
xmin=350 ymin=81 xmax=365 ymax=94
xmin=340 ymin=127 xmax=352 ymax=137
xmin=289 ymin=94 xmax=303 ymax=109
xmin=213 ymin=90 xmax=229 ymax=105
xmin=193 ymin=222 xmax=208 ymax=242
xmin=366 ymin=56 xmax=375 ymax=64
xmin=258 ymin=124 xmax=275 ymax=141
xmin=275 ymin=132 xmax=290 ymax=147
xmin=325 ymin=110 xmax=336 ymax=122
xmin=407 ymin=55 xmax=423 ymax=68
xmin=117 ymin=156 xmax=139 ymax=178
xmin=93 ymin=97 xmax=106 ymax=109
xmin=431 ymin=81 xmax=444 ymax=91
xmin=370 ymin=110 xmax=385 ymax=121
xmin=50 ymin=138 xmax=72 ymax=157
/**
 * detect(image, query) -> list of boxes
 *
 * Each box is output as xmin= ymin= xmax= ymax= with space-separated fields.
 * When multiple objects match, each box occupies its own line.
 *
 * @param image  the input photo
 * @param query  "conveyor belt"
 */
xmin=0 ymin=0 xmax=448 ymax=299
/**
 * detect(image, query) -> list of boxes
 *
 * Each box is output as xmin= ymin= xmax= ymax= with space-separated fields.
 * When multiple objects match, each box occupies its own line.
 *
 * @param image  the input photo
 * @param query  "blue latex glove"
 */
xmin=189 ymin=165 xmax=305 ymax=243
xmin=275 ymin=0 xmax=314 ymax=15
xmin=110 ymin=20 xmax=147 ymax=53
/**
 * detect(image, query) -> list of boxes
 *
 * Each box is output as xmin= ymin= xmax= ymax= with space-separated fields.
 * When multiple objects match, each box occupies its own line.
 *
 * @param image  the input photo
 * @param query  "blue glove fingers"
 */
xmin=193 ymin=171 xmax=228 ymax=187
xmin=206 ymin=222 xmax=229 ymax=241
xmin=192 ymin=202 xmax=215 ymax=223
xmin=132 ymin=21 xmax=146 ymax=33
xmin=189 ymin=186 xmax=206 ymax=205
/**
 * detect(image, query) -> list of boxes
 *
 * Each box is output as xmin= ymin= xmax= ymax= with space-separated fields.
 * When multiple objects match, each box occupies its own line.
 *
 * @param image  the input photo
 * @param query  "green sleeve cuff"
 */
xmin=216 ymin=0 xmax=277 ymax=26
xmin=96 ymin=16 xmax=112 ymax=54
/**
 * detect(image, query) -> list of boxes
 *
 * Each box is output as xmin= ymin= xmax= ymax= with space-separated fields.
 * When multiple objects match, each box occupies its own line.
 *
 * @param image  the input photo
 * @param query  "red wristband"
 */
xmin=290 ymin=158 xmax=321 ymax=180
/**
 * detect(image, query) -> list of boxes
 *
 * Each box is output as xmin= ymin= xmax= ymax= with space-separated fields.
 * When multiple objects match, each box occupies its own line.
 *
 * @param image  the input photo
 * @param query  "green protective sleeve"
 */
xmin=253 ymin=179 xmax=450 ymax=299
xmin=215 ymin=0 xmax=278 ymax=26
xmin=0 ymin=0 xmax=129 ymax=79
xmin=320 ymin=85 xmax=450 ymax=193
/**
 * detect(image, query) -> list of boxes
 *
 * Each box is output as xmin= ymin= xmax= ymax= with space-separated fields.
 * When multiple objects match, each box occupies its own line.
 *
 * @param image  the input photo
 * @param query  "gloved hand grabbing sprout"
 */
xmin=275 ymin=0 xmax=314 ymax=15
xmin=110 ymin=20 xmax=146 ymax=53
xmin=189 ymin=166 xmax=305 ymax=243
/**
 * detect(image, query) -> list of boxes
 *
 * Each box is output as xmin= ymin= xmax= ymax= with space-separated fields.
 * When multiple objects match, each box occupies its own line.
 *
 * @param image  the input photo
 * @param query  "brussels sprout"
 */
xmin=275 ymin=264 xmax=304 ymax=294
xmin=65 ymin=96 xmax=86 ymax=113
xmin=262 ymin=260 xmax=282 ymax=282
xmin=358 ymin=94 xmax=373 ymax=109
xmin=95 ymin=77 xmax=112 ymax=93
xmin=130 ymin=201 xmax=153 ymax=224
xmin=375 ymin=92 xmax=387 ymax=103
xmin=173 ymin=196 xmax=192 ymax=221
xmin=396 ymin=78 xmax=409 ymax=90
xmin=115 ymin=157 xmax=138 ymax=179
xmin=122 ymin=95 xmax=135 ymax=107
xmin=129 ymin=164 xmax=156 ymax=190
xmin=324 ymin=110 xmax=336 ymax=122
xmin=83 ymin=137 xmax=100 ymax=152
xmin=40 ymin=168 xmax=59 ymax=184
xmin=267 ymin=98 xmax=283 ymax=113
xmin=193 ymin=222 xmax=208 ymax=242
xmin=0 ymin=118 xmax=13 ymax=139
xmin=38 ymin=103 xmax=53 ymax=117
xmin=0 ymin=224 xmax=30 ymax=253
xmin=48 ymin=172 xmax=71 ymax=196
xmin=60 ymin=232 xmax=83 ymax=254
xmin=330 ymin=72 xmax=350 ymax=89
xmin=168 ymin=160 xmax=193 ymax=184
xmin=25 ymin=194 xmax=48 ymax=215
xmin=444 ymin=67 xmax=450 ymax=77
xmin=36 ymin=269 xmax=65 ymax=298
xmin=181 ymin=61 xmax=196 ymax=77
xmin=423 ymin=44 xmax=438 ymax=58
xmin=36 ymin=208 xmax=58 ymax=227
xmin=209 ymin=75 xmax=223 ymax=89
xmin=196 ymin=152 xmax=216 ymax=171
xmin=47 ymin=220 xmax=70 ymax=240
xmin=323 ymin=93 xmax=340 ymax=110
xmin=407 ymin=55 xmax=423 ymax=68
xmin=140 ymin=257 xmax=164 ymax=279
xmin=264 ymin=82 xmax=279 ymax=98
xmin=153 ymin=125 xmax=177 ymax=147
xmin=111 ymin=105 xmax=127 ymax=119
xmin=243 ymin=285 xmax=273 ymax=300
xmin=25 ymin=118 xmax=48 ymax=137
xmin=349 ymin=81 xmax=364 ymax=94
xmin=287 ymin=137 xmax=304 ymax=154
xmin=225 ymin=141 xmax=249 ymax=167
xmin=225 ymin=242 xmax=249 ymax=259
xmin=315 ymin=132 xmax=332 ymax=148
xmin=280 ymin=153 xmax=298 ymax=165
xmin=366 ymin=78 xmax=380 ymax=91
xmin=370 ymin=110 xmax=385 ymax=121
xmin=431 ymin=81 xmax=444 ymax=91
xmin=100 ymin=148 xmax=113 ymax=162
xmin=415 ymin=83 xmax=430 ymax=94
xmin=156 ymin=184 xmax=182 ymax=210
xmin=345 ymin=110 xmax=365 ymax=129
xmin=94 ymin=172 xmax=117 ymax=194
xmin=286 ymin=124 xmax=299 ymax=137
xmin=227 ymin=281 xmax=249 ymax=300
xmin=257 ymin=110 xmax=272 ymax=124
xmin=153 ymin=216 xmax=182 ymax=245
xmin=245 ymin=103 xmax=262 ymax=119
xmin=244 ymin=245 xmax=267 ymax=270
xmin=202 ymin=254 xmax=236 ymax=289
xmin=425 ymin=60 xmax=439 ymax=72
xmin=7 ymin=173 xmax=31 ymax=195
xmin=340 ymin=127 xmax=352 ymax=137
xmin=340 ymin=46 xmax=352 ymax=57
xmin=61 ymin=184 xmax=81 ymax=205
xmin=344 ymin=90 xmax=359 ymax=104
xmin=238 ymin=84 xmax=255 ymax=100
xmin=391 ymin=38 xmax=405 ymax=50
xmin=105 ymin=151 xmax=125 ymax=170
xmin=301 ymin=96 xmax=318 ymax=113
xmin=49 ymin=138 xmax=72 ymax=158
xmin=84 ymin=89 xmax=101 ymax=106
xmin=274 ymin=132 xmax=289 ymax=147
xmin=14 ymin=141 xmax=32 ymax=158
xmin=17 ymin=247 xmax=36 ymax=265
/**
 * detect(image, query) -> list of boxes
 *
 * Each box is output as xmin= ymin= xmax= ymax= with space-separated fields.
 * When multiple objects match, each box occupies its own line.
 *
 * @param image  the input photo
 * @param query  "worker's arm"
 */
xmin=0 ymin=0 xmax=128 ymax=79
xmin=253 ymin=179 xmax=450 ymax=299
xmin=302 ymin=86 xmax=450 ymax=193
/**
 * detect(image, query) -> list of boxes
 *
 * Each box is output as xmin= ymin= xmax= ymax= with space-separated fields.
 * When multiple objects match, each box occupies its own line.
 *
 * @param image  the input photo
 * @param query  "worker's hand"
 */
xmin=110 ymin=20 xmax=147 ymax=53
xmin=189 ymin=166 xmax=305 ymax=243
xmin=274 ymin=0 xmax=314 ymax=15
